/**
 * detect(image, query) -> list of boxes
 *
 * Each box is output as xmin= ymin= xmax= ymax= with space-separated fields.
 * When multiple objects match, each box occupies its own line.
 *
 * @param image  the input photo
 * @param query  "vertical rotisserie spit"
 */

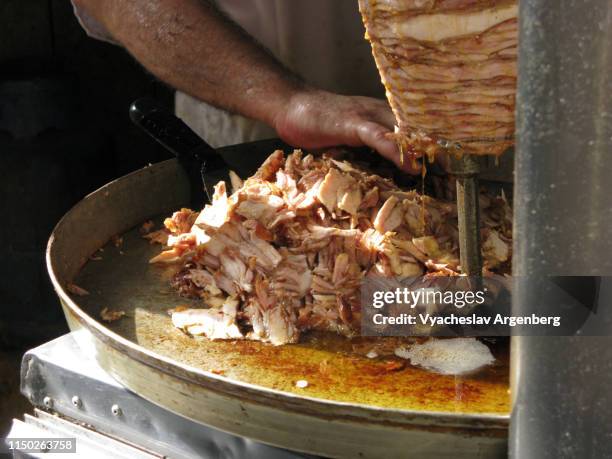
xmin=358 ymin=0 xmax=518 ymax=160
xmin=358 ymin=0 xmax=518 ymax=276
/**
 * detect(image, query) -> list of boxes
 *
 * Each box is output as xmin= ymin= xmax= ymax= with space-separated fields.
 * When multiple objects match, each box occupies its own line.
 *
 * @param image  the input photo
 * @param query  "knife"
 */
xmin=129 ymin=97 xmax=231 ymax=208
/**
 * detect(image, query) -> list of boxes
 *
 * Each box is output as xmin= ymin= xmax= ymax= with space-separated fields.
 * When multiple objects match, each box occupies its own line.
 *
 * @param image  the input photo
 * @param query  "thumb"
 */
xmin=356 ymin=122 xmax=421 ymax=175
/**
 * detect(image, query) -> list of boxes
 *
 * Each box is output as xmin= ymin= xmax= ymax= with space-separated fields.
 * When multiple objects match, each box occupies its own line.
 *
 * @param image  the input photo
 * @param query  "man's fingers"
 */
xmin=275 ymin=91 xmax=422 ymax=174
xmin=356 ymin=121 xmax=421 ymax=175
xmin=371 ymin=105 xmax=397 ymax=131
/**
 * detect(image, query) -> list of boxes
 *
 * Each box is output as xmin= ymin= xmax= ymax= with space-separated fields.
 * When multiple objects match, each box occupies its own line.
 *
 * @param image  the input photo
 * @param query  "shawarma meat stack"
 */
xmin=358 ymin=0 xmax=518 ymax=159
xmin=149 ymin=150 xmax=512 ymax=345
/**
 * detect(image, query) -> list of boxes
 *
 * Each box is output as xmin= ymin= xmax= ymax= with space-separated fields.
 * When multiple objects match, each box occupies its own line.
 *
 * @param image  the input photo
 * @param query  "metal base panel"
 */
xmin=10 ymin=332 xmax=311 ymax=459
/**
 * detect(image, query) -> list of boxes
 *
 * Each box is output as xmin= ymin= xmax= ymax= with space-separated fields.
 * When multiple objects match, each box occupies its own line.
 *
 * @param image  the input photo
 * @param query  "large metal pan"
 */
xmin=47 ymin=140 xmax=509 ymax=458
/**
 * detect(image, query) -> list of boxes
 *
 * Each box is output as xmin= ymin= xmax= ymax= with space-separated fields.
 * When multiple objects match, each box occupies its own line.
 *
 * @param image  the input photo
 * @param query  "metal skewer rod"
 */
xmin=449 ymin=154 xmax=483 ymax=277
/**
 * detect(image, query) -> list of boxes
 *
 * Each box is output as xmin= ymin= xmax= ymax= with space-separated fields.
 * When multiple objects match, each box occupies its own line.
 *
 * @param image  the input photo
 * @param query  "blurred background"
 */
xmin=0 ymin=0 xmax=173 ymax=438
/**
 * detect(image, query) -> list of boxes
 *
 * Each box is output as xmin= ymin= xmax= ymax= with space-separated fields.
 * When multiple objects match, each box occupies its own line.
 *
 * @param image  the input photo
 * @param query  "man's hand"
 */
xmin=274 ymin=89 xmax=420 ymax=174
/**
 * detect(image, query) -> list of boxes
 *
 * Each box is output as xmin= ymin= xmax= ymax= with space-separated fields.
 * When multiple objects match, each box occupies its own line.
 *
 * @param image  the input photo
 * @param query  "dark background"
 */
xmin=0 ymin=0 xmax=173 ymax=436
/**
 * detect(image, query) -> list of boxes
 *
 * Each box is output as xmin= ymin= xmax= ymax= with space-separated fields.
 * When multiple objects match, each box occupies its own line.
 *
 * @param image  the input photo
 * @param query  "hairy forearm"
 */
xmin=75 ymin=0 xmax=304 ymax=127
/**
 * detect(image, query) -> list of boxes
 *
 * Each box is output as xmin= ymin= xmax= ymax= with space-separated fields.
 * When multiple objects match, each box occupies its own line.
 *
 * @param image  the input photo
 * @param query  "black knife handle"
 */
xmin=130 ymin=97 xmax=212 ymax=206
xmin=129 ymin=97 xmax=216 ymax=161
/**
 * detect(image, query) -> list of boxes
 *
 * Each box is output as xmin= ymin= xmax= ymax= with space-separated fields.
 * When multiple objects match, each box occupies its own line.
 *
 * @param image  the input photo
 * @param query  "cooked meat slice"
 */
xmin=374 ymin=196 xmax=403 ymax=233
xmin=229 ymin=170 xmax=243 ymax=193
xmin=100 ymin=307 xmax=125 ymax=323
xmin=187 ymin=268 xmax=217 ymax=291
xmin=412 ymin=236 xmax=441 ymax=259
xmin=271 ymin=250 xmax=312 ymax=297
xmin=253 ymin=149 xmax=284 ymax=181
xmin=143 ymin=228 xmax=169 ymax=245
xmin=66 ymin=283 xmax=89 ymax=296
xmin=338 ymin=183 xmax=362 ymax=216
xmin=171 ymin=297 xmax=243 ymax=340
xmin=317 ymin=168 xmax=344 ymax=213
xmin=265 ymin=304 xmax=299 ymax=345
xmin=482 ymin=229 xmax=510 ymax=268
xmin=149 ymin=247 xmax=187 ymax=264
xmin=361 ymin=187 xmax=380 ymax=209
xmin=219 ymin=252 xmax=253 ymax=293
xmin=193 ymin=182 xmax=232 ymax=232
xmin=165 ymin=208 xmax=199 ymax=235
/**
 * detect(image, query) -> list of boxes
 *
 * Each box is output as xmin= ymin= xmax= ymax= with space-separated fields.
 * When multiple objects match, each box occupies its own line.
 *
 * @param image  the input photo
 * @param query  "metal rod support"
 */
xmin=450 ymin=154 xmax=483 ymax=277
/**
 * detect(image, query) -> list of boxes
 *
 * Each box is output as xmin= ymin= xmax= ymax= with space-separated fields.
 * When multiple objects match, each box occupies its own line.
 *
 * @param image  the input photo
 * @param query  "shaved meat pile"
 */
xmin=358 ymin=0 xmax=518 ymax=158
xmin=151 ymin=151 xmax=512 ymax=345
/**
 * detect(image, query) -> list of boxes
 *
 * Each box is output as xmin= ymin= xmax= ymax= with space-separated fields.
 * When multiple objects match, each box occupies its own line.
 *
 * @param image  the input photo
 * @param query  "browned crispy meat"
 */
xmin=100 ymin=307 xmax=126 ymax=323
xmin=152 ymin=150 xmax=512 ymax=345
xmin=358 ymin=0 xmax=518 ymax=159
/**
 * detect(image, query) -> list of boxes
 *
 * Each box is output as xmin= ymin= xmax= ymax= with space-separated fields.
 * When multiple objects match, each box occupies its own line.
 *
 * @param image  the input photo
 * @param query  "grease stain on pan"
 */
xmin=74 ymin=223 xmax=510 ymax=415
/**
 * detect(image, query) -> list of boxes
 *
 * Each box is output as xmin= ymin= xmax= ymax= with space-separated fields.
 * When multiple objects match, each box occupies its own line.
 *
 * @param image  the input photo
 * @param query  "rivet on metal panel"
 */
xmin=43 ymin=396 xmax=53 ymax=409
xmin=71 ymin=396 xmax=82 ymax=408
xmin=111 ymin=404 xmax=122 ymax=416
